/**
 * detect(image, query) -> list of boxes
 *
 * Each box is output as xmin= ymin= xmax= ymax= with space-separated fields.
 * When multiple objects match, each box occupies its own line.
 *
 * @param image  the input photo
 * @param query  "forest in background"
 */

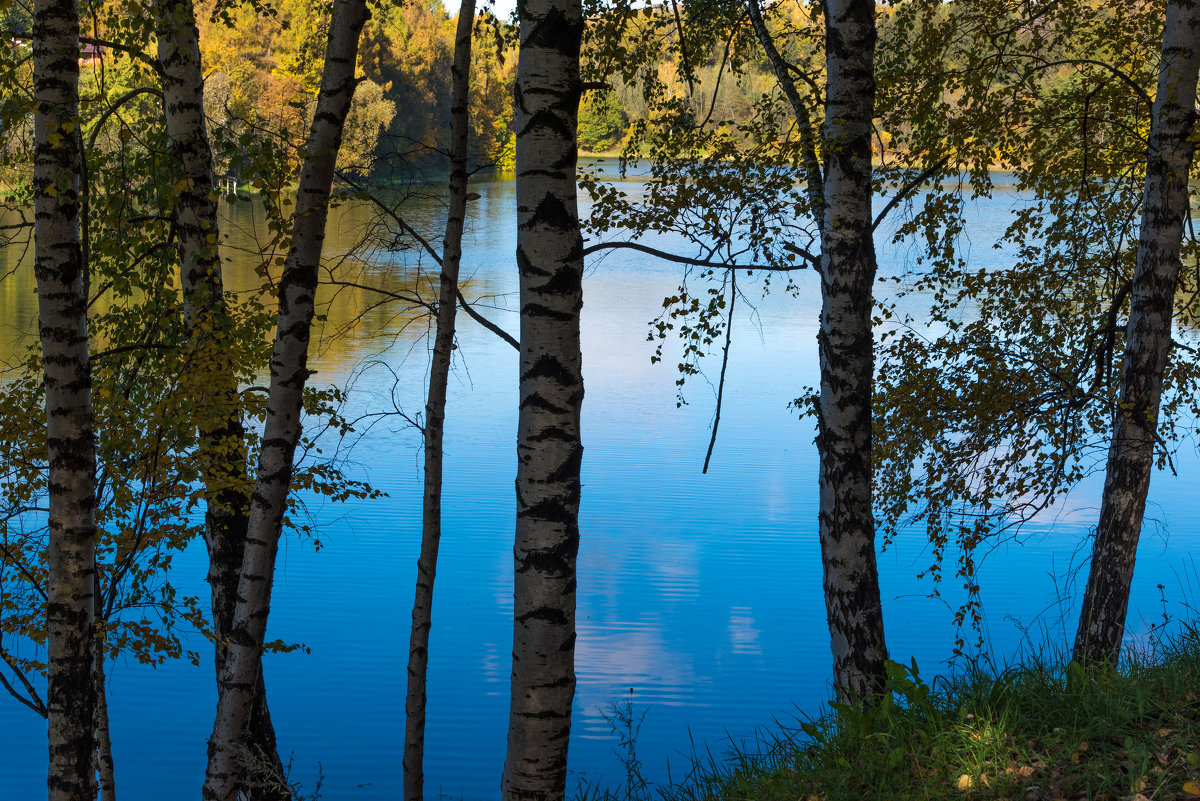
xmin=3 ymin=0 xmax=950 ymax=182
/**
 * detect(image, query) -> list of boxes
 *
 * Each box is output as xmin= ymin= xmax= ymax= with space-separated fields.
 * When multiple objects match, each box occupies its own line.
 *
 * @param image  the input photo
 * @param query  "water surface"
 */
xmin=0 ymin=169 xmax=1196 ymax=799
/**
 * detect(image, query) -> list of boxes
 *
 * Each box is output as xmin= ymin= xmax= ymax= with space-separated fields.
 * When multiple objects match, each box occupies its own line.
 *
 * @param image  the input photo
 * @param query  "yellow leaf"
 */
xmin=1184 ymin=780 xmax=1200 ymax=796
xmin=956 ymin=774 xmax=973 ymax=790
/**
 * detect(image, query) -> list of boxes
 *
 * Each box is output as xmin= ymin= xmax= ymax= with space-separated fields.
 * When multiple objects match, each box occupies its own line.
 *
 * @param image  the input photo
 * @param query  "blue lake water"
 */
xmin=0 ymin=168 xmax=1198 ymax=799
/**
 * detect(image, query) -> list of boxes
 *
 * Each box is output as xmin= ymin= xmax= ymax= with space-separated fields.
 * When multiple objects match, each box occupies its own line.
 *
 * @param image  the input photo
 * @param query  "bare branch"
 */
xmin=583 ymin=238 xmax=815 ymax=269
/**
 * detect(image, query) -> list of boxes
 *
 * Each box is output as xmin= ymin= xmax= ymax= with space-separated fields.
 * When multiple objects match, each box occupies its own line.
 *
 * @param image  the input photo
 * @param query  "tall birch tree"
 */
xmin=153 ymin=0 xmax=289 ymax=785
xmin=1073 ymin=0 xmax=1200 ymax=666
xmin=403 ymin=1 xmax=477 ymax=799
xmin=584 ymin=0 xmax=890 ymax=703
xmin=32 ymin=0 xmax=98 ymax=795
xmin=501 ymin=0 xmax=585 ymax=794
xmin=202 ymin=0 xmax=369 ymax=796
xmin=813 ymin=0 xmax=888 ymax=704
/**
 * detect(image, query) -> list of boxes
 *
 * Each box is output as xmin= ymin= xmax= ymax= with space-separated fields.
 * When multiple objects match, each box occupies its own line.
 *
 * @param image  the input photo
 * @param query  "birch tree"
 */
xmin=585 ymin=0 xmax=890 ymax=703
xmin=866 ymin=0 xmax=1200 ymax=656
xmin=1073 ymin=0 xmax=1200 ymax=666
xmin=403 ymin=1 xmax=477 ymax=799
xmin=813 ymin=0 xmax=888 ymax=703
xmin=154 ymin=0 xmax=289 ymax=785
xmin=32 ymin=0 xmax=97 ymax=795
xmin=501 ymin=0 xmax=585 ymax=794
xmin=202 ymin=0 xmax=369 ymax=796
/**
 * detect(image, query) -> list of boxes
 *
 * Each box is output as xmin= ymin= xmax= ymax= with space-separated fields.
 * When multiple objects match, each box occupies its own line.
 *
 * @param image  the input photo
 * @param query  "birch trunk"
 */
xmin=95 ymin=646 xmax=116 ymax=801
xmin=816 ymin=0 xmax=888 ymax=704
xmin=402 ymin=2 xmax=476 ymax=799
xmin=33 ymin=0 xmax=98 ymax=794
xmin=501 ymin=0 xmax=584 ymax=795
xmin=153 ymin=0 xmax=288 ymax=789
xmin=1073 ymin=0 xmax=1200 ymax=666
xmin=202 ymin=0 xmax=368 ymax=797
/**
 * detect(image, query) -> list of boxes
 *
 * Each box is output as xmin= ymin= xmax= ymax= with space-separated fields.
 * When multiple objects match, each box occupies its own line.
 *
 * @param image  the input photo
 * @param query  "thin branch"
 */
xmin=583 ymin=239 xmax=815 ymax=269
xmin=456 ymin=288 xmax=518 ymax=350
xmin=697 ymin=20 xmax=741 ymax=130
xmin=0 ymin=30 xmax=166 ymax=76
xmin=324 ymin=279 xmax=434 ymax=312
xmin=87 ymin=87 xmax=163 ymax=151
xmin=335 ymin=173 xmax=519 ymax=348
xmin=872 ymin=155 xmax=953 ymax=232
xmin=0 ymin=646 xmax=46 ymax=717
xmin=703 ymin=271 xmax=735 ymax=474
xmin=747 ymin=0 xmax=825 ymax=230
xmin=88 ymin=342 xmax=175 ymax=363
xmin=671 ymin=0 xmax=696 ymax=96
xmin=336 ymin=171 xmax=445 ymax=266
xmin=1023 ymin=57 xmax=1153 ymax=109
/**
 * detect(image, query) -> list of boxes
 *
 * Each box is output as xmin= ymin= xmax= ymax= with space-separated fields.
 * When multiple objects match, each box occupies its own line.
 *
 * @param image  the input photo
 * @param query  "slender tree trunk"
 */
xmin=153 ymin=1 xmax=288 ymax=791
xmin=501 ymin=0 xmax=585 ymax=796
xmin=1073 ymin=0 xmax=1200 ymax=666
xmin=202 ymin=0 xmax=368 ymax=797
xmin=815 ymin=0 xmax=888 ymax=705
xmin=745 ymin=0 xmax=824 ymax=227
xmin=35 ymin=0 xmax=97 ymax=796
xmin=33 ymin=0 xmax=98 ymax=795
xmin=402 ymin=2 xmax=476 ymax=799
xmin=94 ymin=646 xmax=116 ymax=801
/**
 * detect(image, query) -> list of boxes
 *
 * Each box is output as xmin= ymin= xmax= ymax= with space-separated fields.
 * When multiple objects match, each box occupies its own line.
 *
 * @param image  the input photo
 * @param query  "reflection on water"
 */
xmin=1 ymin=172 xmax=1198 ymax=799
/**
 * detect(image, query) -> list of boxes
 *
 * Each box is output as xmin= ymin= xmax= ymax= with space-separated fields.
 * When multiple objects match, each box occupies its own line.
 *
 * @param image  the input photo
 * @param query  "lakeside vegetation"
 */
xmin=586 ymin=625 xmax=1200 ymax=801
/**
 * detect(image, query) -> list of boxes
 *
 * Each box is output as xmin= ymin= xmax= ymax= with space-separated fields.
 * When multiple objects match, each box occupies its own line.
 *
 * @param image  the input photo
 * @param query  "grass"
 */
xmin=589 ymin=625 xmax=1200 ymax=801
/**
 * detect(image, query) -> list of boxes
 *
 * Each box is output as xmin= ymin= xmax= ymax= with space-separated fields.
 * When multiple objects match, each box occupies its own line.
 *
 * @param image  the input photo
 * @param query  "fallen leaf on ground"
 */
xmin=957 ymin=774 xmax=973 ymax=790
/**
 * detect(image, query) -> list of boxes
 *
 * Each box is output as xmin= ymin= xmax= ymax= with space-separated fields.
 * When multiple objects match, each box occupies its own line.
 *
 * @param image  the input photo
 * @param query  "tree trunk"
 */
xmin=1073 ymin=0 xmax=1200 ymax=667
xmin=815 ymin=0 xmax=888 ymax=705
xmin=402 ymin=2 xmax=476 ymax=799
xmin=202 ymin=0 xmax=368 ymax=797
xmin=33 ymin=0 xmax=98 ymax=796
xmin=153 ymin=0 xmax=289 ymax=791
xmin=95 ymin=646 xmax=116 ymax=801
xmin=501 ymin=0 xmax=585 ymax=796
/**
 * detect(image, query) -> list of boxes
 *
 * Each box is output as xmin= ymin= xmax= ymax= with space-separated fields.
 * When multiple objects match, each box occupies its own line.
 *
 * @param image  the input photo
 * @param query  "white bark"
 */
xmin=95 ymin=646 xmax=116 ymax=801
xmin=815 ymin=0 xmax=888 ymax=704
xmin=403 ymin=2 xmax=476 ymax=799
xmin=33 ymin=0 xmax=98 ymax=796
xmin=202 ymin=1 xmax=369 ymax=797
xmin=1073 ymin=0 xmax=1200 ymax=666
xmin=501 ymin=0 xmax=585 ymax=796
xmin=154 ymin=1 xmax=288 ymax=789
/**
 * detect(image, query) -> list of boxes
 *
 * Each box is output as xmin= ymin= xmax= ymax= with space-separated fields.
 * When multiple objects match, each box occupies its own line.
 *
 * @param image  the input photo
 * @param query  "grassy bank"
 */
xmin=593 ymin=626 xmax=1200 ymax=801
